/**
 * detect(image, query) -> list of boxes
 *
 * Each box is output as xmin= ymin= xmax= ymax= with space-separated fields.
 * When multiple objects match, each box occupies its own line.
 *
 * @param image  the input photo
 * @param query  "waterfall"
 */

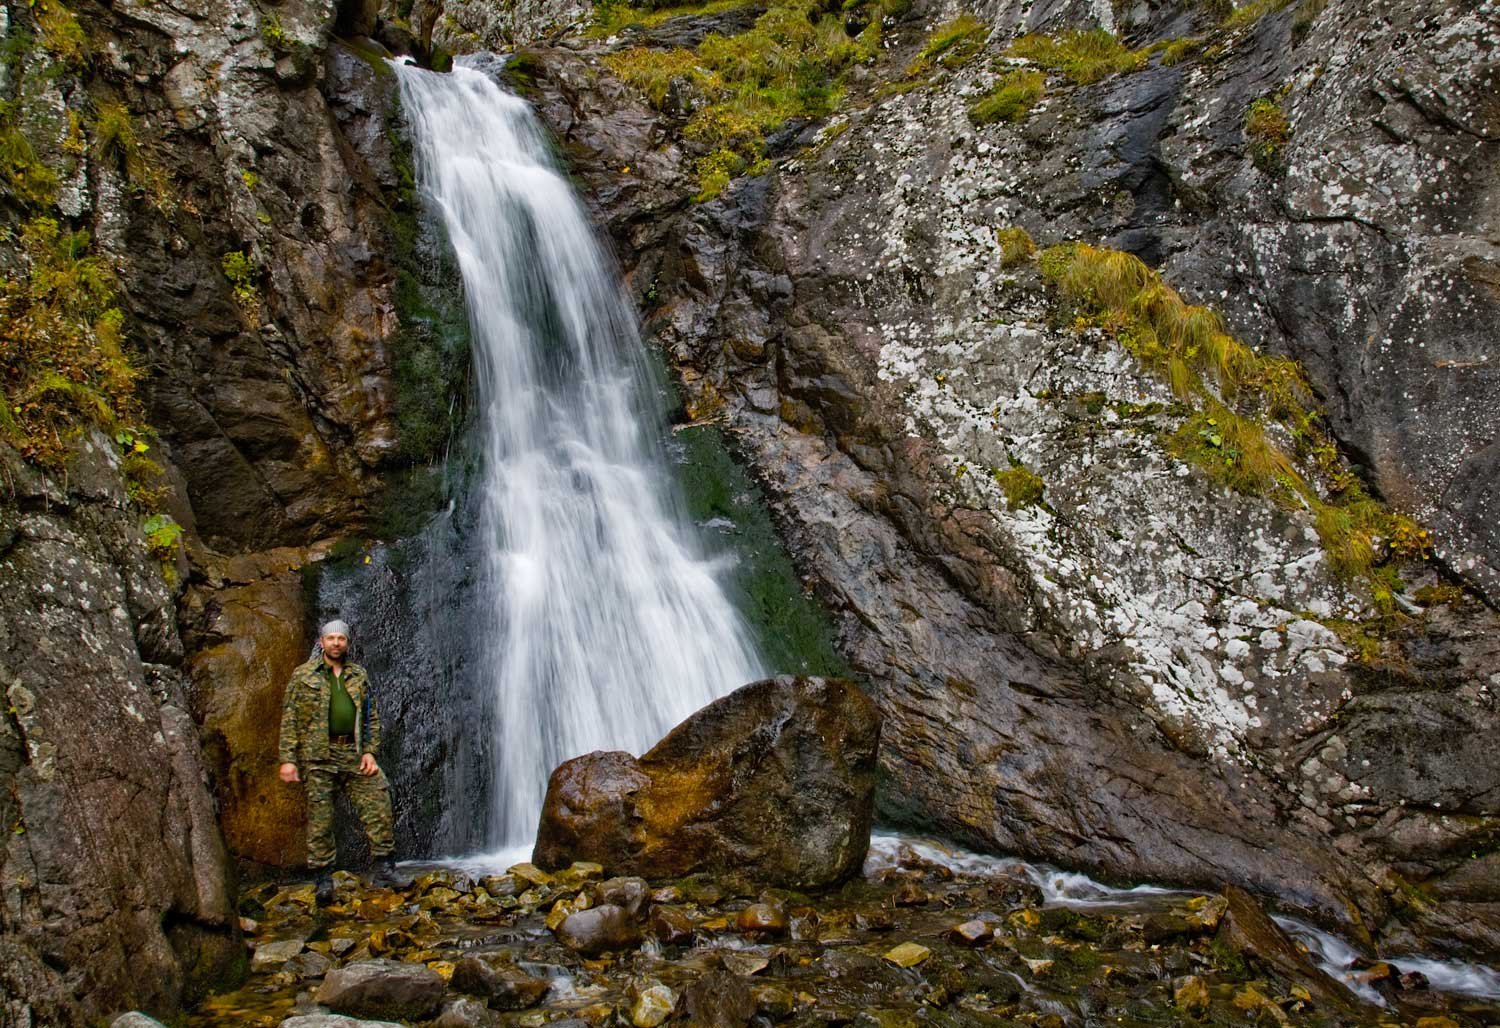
xmin=391 ymin=55 xmax=763 ymax=849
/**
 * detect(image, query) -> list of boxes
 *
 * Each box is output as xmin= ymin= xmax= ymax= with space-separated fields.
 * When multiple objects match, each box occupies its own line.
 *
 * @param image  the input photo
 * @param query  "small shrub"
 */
xmin=220 ymin=250 xmax=260 ymax=317
xmin=1008 ymin=28 xmax=1147 ymax=85
xmin=969 ymin=68 xmax=1045 ymax=124
xmin=995 ymin=225 xmax=1036 ymax=267
xmin=1245 ymin=96 xmax=1291 ymax=173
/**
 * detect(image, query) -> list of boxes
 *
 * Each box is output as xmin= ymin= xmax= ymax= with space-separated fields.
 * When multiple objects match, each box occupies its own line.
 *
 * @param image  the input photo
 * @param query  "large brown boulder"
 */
xmin=533 ymin=676 xmax=878 ymax=889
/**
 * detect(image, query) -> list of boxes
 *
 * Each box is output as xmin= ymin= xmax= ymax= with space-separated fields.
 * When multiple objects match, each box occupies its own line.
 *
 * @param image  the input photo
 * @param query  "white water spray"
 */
xmin=393 ymin=56 xmax=762 ymax=847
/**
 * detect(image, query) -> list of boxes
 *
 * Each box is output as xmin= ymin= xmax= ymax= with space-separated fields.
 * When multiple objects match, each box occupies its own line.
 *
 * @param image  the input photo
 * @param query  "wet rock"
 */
xmin=431 ymin=997 xmax=497 ymax=1028
xmin=720 ymin=951 xmax=771 ymax=976
xmin=648 ymin=906 xmax=696 ymax=945
xmin=893 ymin=883 xmax=929 ymax=907
xmin=1217 ymin=887 xmax=1359 ymax=1012
xmin=450 ymin=955 xmax=550 ymax=1010
xmin=480 ymin=875 xmax=520 ymax=898
xmin=314 ymin=960 xmax=446 ymax=1021
xmin=736 ymin=902 xmax=788 ymax=938
xmin=285 ymin=951 xmax=334 ymax=980
xmin=534 ymin=677 xmax=879 ymax=889
xmin=750 ymin=983 xmax=797 ymax=1020
xmin=591 ymin=876 xmax=650 ymax=918
xmin=552 ymin=904 xmax=644 ymax=955
xmin=1174 ymin=975 xmax=1210 ymax=1015
xmin=626 ymin=979 xmax=678 ymax=1027
xmin=882 ymin=942 xmax=930 ymax=968
xmin=947 ymin=919 xmax=994 ymax=946
xmin=253 ymin=937 xmax=310 ymax=970
xmin=682 ymin=971 xmax=757 ymax=1028
xmin=280 ymin=1017 xmax=407 ymax=1028
xmin=508 ymin=863 xmax=553 ymax=887
xmin=112 ymin=1015 xmax=169 ymax=1028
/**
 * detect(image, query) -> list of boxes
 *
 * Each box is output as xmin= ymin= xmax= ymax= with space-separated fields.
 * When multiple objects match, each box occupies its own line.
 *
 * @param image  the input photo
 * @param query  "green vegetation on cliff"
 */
xmin=1023 ymin=234 xmax=1428 ymax=609
xmin=605 ymin=0 xmax=882 ymax=199
xmin=1007 ymin=28 xmax=1148 ymax=85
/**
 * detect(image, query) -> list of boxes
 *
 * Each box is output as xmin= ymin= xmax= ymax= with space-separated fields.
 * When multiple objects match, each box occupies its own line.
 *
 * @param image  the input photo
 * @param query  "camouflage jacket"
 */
xmin=276 ymin=657 xmax=382 ymax=767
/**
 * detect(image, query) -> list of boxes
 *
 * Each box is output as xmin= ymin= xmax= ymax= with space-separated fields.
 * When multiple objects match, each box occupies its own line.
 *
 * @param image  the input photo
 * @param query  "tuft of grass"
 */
xmin=93 ymin=101 xmax=176 ymax=211
xmin=591 ymin=0 xmax=759 ymax=36
xmin=904 ymin=13 xmax=989 ymax=77
xmin=1245 ymin=95 xmax=1291 ymax=174
xmin=1007 ymin=27 xmax=1147 ymax=85
xmin=995 ymin=225 xmax=1036 ymax=267
xmin=1158 ymin=36 xmax=1202 ymax=65
xmin=607 ymin=0 xmax=877 ymax=199
xmin=1223 ymin=0 xmax=1295 ymax=29
xmin=969 ymin=68 xmax=1045 ymax=124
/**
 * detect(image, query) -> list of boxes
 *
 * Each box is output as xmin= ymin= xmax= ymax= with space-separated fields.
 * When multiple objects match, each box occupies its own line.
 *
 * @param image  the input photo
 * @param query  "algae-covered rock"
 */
xmin=534 ymin=676 xmax=879 ymax=888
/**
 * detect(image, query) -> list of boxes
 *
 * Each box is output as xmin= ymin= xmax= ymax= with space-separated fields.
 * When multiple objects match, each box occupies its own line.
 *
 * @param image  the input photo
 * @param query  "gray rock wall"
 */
xmin=512 ymin=0 xmax=1500 ymax=958
xmin=0 ymin=440 xmax=237 ymax=1025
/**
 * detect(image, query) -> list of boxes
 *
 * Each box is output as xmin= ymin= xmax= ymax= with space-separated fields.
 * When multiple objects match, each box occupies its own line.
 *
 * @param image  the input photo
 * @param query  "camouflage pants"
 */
xmin=305 ymin=740 xmax=394 ymax=869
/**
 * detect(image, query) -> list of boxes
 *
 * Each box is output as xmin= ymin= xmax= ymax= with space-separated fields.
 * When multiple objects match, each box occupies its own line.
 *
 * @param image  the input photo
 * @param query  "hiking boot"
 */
xmin=369 ymin=857 xmax=410 ymax=891
xmin=313 ymin=869 xmax=335 ymax=906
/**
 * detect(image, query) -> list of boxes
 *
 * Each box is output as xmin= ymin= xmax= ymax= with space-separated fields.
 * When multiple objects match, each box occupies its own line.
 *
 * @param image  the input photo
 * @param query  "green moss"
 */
xmin=1245 ymin=95 xmax=1291 ymax=174
xmin=1291 ymin=0 xmax=1327 ymax=39
xmin=673 ymin=424 xmax=850 ymax=677
xmin=385 ymin=98 xmax=471 ymax=469
xmin=992 ymin=462 xmax=1044 ymax=510
xmin=0 ymin=118 xmax=60 ymax=205
xmin=1007 ymin=28 xmax=1147 ymax=85
xmin=969 ymin=68 xmax=1045 ymax=125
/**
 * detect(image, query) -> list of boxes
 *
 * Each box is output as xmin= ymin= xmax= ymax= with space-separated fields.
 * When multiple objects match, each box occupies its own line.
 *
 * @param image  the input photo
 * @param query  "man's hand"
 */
xmin=359 ymin=753 xmax=379 ymax=776
xmin=278 ymin=762 xmax=300 ymax=783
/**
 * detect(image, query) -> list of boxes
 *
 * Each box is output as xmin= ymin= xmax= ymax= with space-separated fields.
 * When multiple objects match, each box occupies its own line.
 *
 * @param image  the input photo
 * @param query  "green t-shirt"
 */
xmin=327 ymin=668 xmax=356 ymax=735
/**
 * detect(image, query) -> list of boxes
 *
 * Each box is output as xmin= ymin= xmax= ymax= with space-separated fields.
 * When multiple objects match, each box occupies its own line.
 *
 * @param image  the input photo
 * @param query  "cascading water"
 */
xmin=390 ymin=55 xmax=763 ymax=850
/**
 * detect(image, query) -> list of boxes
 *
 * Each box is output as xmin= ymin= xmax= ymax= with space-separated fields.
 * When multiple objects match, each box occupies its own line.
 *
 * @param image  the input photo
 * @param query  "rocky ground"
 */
xmin=181 ymin=848 xmax=1499 ymax=1028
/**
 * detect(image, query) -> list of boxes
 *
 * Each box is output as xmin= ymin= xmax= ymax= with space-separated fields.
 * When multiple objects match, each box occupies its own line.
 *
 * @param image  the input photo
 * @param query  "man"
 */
xmin=277 ymin=619 xmax=398 ymax=902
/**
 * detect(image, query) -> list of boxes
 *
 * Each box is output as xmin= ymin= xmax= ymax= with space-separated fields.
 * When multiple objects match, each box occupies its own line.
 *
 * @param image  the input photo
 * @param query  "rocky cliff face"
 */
xmin=0 ymin=440 xmax=237 ymax=1026
xmin=0 ymin=0 xmax=432 ymax=1018
xmin=487 ymin=0 xmax=1500 ymax=959
xmin=3 ymin=0 xmax=1497 ymax=1018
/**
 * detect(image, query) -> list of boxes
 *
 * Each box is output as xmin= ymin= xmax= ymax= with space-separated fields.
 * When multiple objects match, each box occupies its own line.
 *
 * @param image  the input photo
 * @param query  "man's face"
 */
xmin=321 ymin=633 xmax=349 ymax=660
